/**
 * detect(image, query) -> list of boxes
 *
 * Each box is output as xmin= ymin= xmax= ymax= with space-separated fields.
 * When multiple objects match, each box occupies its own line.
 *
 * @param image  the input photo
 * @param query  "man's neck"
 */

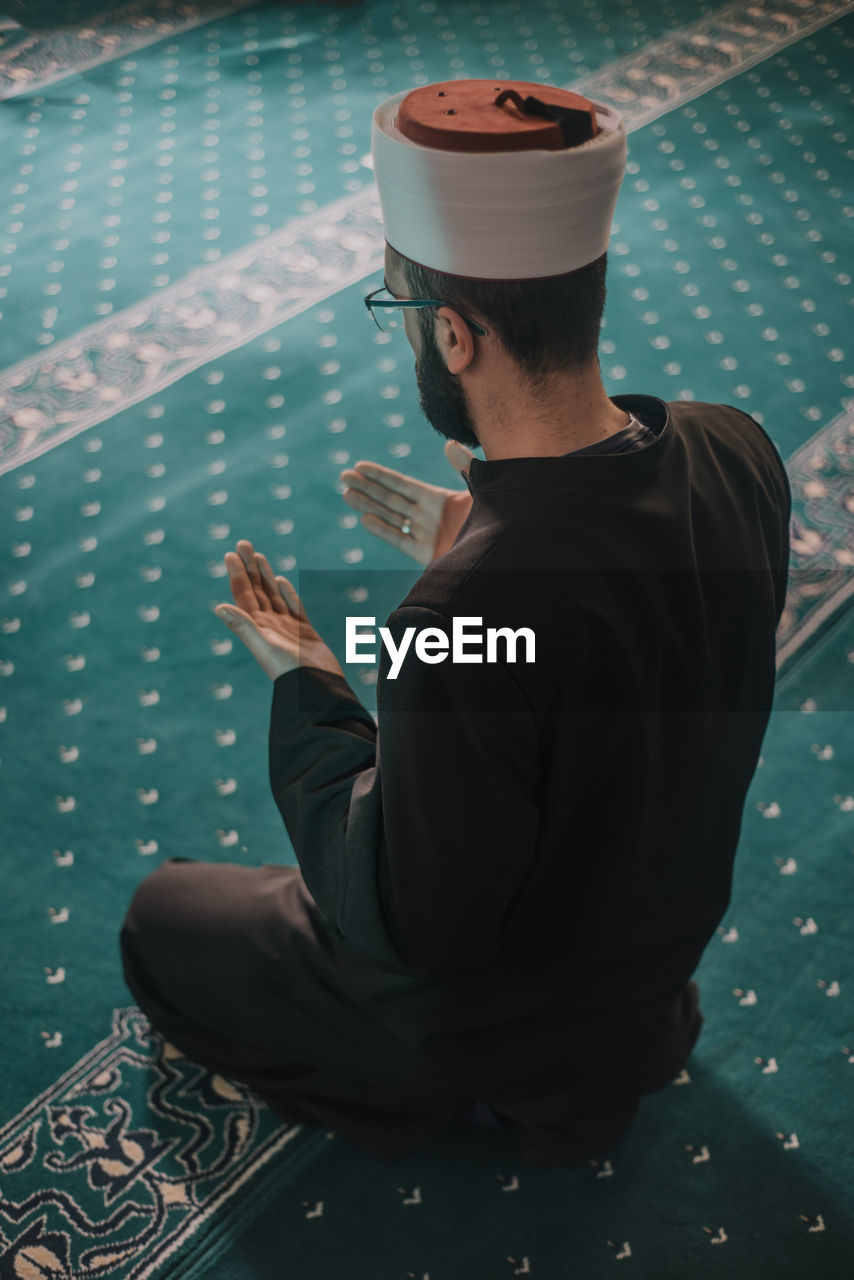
xmin=474 ymin=368 xmax=632 ymax=460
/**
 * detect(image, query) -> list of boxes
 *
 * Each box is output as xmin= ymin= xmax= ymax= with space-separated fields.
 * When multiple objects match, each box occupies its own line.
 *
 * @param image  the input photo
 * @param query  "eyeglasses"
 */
xmin=364 ymin=284 xmax=489 ymax=336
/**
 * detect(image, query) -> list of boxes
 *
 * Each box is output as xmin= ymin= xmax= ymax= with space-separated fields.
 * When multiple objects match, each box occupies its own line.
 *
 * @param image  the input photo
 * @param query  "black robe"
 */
xmin=120 ymin=394 xmax=791 ymax=1165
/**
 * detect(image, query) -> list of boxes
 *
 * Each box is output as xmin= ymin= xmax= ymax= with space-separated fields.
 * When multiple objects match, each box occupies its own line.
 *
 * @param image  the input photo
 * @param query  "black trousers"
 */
xmin=119 ymin=857 xmax=703 ymax=1167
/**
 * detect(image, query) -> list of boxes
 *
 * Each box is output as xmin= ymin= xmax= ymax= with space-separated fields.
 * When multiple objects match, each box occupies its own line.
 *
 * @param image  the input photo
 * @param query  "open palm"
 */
xmin=215 ymin=540 xmax=343 ymax=682
xmin=339 ymin=439 xmax=475 ymax=566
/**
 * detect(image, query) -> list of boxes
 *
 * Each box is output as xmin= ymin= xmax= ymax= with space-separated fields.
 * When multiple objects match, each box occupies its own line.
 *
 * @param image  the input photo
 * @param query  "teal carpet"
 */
xmin=1 ymin=1 xmax=853 ymax=1276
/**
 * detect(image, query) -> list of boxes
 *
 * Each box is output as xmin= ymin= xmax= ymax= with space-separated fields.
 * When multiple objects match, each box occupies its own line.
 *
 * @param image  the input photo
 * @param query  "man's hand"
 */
xmin=215 ymin=539 xmax=344 ymax=682
xmin=339 ymin=439 xmax=475 ymax=566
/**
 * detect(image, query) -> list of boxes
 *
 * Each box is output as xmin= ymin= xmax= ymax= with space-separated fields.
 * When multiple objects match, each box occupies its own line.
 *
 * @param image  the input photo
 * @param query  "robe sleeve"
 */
xmin=268 ymin=605 xmax=541 ymax=980
xmin=268 ymin=664 xmax=404 ymax=971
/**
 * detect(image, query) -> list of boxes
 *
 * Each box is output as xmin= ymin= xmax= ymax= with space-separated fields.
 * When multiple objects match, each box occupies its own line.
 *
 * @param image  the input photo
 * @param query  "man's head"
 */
xmin=383 ymin=242 xmax=608 ymax=450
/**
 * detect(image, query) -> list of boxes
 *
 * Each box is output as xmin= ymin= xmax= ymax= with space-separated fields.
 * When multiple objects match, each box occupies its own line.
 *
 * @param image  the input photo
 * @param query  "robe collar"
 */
xmin=463 ymin=394 xmax=671 ymax=494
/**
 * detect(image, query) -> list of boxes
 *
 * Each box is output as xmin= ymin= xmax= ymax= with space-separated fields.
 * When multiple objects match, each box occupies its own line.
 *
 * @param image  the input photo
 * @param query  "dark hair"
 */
xmin=388 ymin=244 xmax=608 ymax=386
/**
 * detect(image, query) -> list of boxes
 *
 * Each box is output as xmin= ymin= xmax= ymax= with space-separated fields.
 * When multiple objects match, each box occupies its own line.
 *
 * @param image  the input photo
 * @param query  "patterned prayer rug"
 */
xmin=1 ymin=1 xmax=852 ymax=1276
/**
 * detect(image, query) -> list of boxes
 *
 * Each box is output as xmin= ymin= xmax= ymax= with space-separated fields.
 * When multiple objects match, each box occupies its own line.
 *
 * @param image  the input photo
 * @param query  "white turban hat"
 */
xmin=371 ymin=78 xmax=627 ymax=282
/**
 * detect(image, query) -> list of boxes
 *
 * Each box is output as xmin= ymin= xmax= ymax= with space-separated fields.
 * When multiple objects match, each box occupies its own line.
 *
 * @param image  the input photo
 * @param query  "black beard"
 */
xmin=414 ymin=320 xmax=481 ymax=451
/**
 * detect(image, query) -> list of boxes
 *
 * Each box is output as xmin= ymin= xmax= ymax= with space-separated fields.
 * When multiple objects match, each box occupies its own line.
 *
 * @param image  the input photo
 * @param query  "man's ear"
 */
xmin=437 ymin=307 xmax=475 ymax=374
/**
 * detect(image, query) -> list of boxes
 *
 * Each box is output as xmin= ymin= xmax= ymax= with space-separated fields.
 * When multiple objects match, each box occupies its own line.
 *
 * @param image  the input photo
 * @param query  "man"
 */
xmin=120 ymin=80 xmax=792 ymax=1168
